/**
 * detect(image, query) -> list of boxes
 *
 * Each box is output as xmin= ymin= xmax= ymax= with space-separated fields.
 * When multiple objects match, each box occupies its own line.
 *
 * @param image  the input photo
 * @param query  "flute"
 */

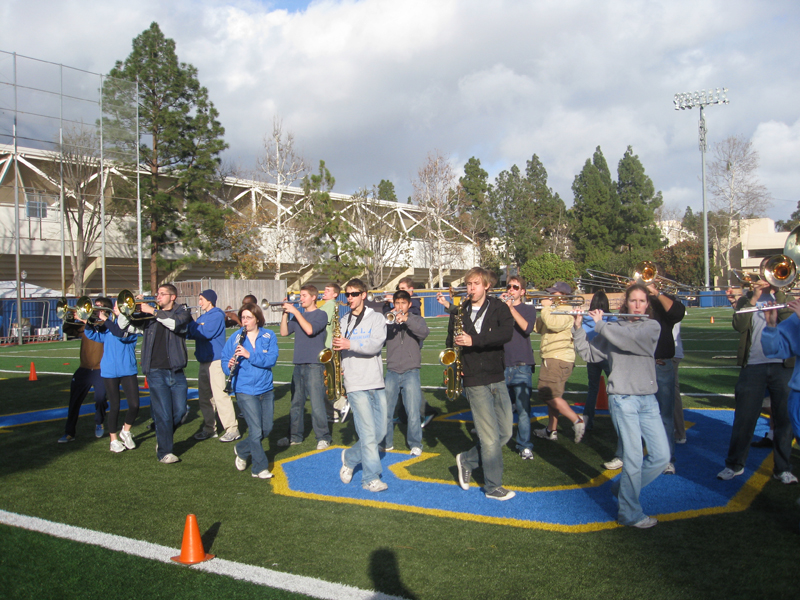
xmin=734 ymin=303 xmax=787 ymax=314
xmin=224 ymin=329 xmax=247 ymax=393
xmin=551 ymin=310 xmax=650 ymax=319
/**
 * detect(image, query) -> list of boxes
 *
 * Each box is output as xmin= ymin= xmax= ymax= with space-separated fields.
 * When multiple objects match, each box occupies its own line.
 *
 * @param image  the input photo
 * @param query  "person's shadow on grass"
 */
xmin=369 ymin=548 xmax=418 ymax=600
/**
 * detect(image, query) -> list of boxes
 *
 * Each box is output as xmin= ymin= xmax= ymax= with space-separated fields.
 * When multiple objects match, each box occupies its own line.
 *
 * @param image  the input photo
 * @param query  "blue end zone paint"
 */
xmin=0 ymin=388 xmax=200 ymax=428
xmin=273 ymin=408 xmax=775 ymax=532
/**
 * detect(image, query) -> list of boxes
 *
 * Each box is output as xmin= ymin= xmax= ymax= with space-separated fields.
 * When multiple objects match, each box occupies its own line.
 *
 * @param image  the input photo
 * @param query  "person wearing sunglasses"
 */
xmin=334 ymin=279 xmax=390 ymax=492
xmin=502 ymin=276 xmax=537 ymax=460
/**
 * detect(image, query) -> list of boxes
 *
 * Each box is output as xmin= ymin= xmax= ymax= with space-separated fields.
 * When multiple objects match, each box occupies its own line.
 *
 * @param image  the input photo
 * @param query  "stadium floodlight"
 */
xmin=674 ymin=87 xmax=729 ymax=291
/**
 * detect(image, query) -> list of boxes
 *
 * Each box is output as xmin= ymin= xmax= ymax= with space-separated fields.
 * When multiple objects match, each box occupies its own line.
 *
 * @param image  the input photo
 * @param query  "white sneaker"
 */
xmin=339 ymin=401 xmax=351 ymax=422
xmin=573 ymin=419 xmax=585 ymax=443
xmin=519 ymin=448 xmax=534 ymax=460
xmin=159 ymin=453 xmax=180 ymax=464
xmin=663 ymin=462 xmax=676 ymax=475
xmin=365 ymin=479 xmax=388 ymax=492
xmin=773 ymin=471 xmax=799 ymax=485
xmin=604 ymin=457 xmax=624 ymax=470
xmin=410 ymin=447 xmax=422 ymax=457
xmin=630 ymin=516 xmax=658 ymax=529
xmin=219 ymin=429 xmax=241 ymax=443
xmin=119 ymin=430 xmax=136 ymax=450
xmin=252 ymin=469 xmax=273 ymax=479
xmin=340 ymin=449 xmax=353 ymax=484
xmin=234 ymin=447 xmax=247 ymax=471
xmin=316 ymin=440 xmax=330 ymax=450
xmin=109 ymin=440 xmax=125 ymax=453
xmin=717 ymin=467 xmax=744 ymax=480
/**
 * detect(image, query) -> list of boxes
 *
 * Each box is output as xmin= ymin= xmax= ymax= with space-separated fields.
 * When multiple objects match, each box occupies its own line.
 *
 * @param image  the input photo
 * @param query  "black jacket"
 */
xmin=446 ymin=296 xmax=513 ymax=387
xmin=114 ymin=304 xmax=191 ymax=374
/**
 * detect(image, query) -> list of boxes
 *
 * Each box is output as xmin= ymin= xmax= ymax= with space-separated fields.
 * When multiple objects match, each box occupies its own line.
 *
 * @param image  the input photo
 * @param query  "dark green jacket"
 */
xmin=732 ymin=289 xmax=795 ymax=368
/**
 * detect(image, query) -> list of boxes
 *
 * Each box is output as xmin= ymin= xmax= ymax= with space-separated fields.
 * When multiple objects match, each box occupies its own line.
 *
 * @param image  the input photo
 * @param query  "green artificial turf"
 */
xmin=1 ymin=308 xmax=799 ymax=599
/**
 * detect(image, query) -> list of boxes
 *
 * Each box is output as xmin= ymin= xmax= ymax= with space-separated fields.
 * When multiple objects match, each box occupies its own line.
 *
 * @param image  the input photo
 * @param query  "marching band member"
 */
xmin=572 ymin=284 xmax=668 ymax=528
xmin=84 ymin=299 xmax=140 ymax=454
xmin=717 ymin=280 xmax=796 ymax=484
xmin=278 ymin=285 xmax=332 ymax=450
xmin=114 ymin=284 xmax=191 ymax=464
xmin=335 ymin=278 xmax=389 ymax=492
xmin=397 ymin=277 xmax=422 ymax=316
xmin=646 ymin=283 xmax=686 ymax=475
xmin=502 ymin=276 xmax=537 ymax=460
xmin=222 ymin=303 xmax=279 ymax=479
xmin=763 ymin=298 xmax=800 ymax=445
xmin=452 ymin=268 xmax=515 ymax=501
xmin=187 ymin=289 xmax=241 ymax=443
xmin=582 ymin=290 xmax=614 ymax=434
xmin=533 ymin=282 xmax=585 ymax=443
xmin=381 ymin=289 xmax=430 ymax=455
xmin=58 ymin=297 xmax=112 ymax=443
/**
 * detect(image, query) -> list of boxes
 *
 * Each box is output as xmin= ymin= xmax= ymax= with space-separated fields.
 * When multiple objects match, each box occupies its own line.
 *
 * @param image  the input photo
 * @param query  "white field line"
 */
xmin=0 ymin=510 xmax=406 ymax=600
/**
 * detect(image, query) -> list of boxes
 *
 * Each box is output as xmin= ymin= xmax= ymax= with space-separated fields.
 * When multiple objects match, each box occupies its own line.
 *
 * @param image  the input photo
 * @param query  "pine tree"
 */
xmin=616 ymin=146 xmax=665 ymax=252
xmin=107 ymin=22 xmax=228 ymax=292
xmin=569 ymin=147 xmax=618 ymax=263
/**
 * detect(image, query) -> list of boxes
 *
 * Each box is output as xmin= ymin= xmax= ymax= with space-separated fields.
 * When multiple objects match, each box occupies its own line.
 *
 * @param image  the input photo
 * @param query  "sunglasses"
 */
xmin=506 ymin=284 xmax=520 ymax=290
xmin=344 ymin=291 xmax=363 ymax=298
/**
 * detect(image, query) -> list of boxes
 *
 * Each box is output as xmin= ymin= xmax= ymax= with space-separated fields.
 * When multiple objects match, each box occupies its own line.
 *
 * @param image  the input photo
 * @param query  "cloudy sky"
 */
xmin=2 ymin=0 xmax=799 ymax=223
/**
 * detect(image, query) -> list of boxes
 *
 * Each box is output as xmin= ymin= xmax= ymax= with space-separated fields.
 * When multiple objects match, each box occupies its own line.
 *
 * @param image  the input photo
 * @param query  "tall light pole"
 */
xmin=674 ymin=88 xmax=729 ymax=290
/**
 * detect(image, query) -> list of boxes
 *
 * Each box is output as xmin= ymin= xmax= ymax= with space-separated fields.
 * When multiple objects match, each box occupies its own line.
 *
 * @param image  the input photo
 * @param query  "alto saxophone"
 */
xmin=318 ymin=302 xmax=346 ymax=409
xmin=439 ymin=296 xmax=470 ymax=400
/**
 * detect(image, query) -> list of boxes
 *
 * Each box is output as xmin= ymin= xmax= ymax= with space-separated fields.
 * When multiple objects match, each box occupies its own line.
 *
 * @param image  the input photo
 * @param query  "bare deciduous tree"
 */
xmin=348 ymin=187 xmax=413 ymax=289
xmin=255 ymin=117 xmax=308 ymax=279
xmin=708 ymin=135 xmax=773 ymax=278
xmin=412 ymin=151 xmax=465 ymax=288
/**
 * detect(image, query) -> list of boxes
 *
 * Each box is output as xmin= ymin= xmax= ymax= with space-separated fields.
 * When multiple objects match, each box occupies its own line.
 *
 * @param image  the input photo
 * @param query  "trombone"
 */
xmin=550 ymin=309 xmax=650 ymax=319
xmin=525 ymin=292 xmax=585 ymax=308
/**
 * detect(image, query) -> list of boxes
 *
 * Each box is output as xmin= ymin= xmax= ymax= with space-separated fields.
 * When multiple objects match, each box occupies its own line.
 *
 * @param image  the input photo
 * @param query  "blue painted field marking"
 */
xmin=272 ymin=408 xmax=774 ymax=532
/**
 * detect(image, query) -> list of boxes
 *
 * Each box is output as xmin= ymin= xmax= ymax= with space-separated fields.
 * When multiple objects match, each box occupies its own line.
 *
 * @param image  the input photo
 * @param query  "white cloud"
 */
xmin=2 ymin=0 xmax=799 ymax=215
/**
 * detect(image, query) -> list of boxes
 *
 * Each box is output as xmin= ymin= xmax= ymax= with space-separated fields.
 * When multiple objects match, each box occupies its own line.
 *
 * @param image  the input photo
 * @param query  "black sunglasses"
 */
xmin=506 ymin=284 xmax=520 ymax=290
xmin=344 ymin=291 xmax=363 ymax=298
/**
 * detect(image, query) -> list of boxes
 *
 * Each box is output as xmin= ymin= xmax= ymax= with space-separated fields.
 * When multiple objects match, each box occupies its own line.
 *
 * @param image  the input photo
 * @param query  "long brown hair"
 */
xmin=619 ymin=284 xmax=654 ymax=318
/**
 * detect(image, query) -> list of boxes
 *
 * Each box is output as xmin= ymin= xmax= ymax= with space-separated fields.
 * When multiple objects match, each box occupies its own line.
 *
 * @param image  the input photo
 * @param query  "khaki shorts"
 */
xmin=537 ymin=358 xmax=574 ymax=402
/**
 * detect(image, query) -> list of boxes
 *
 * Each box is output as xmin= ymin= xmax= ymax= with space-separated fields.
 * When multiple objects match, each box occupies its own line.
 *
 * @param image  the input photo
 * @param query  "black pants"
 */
xmin=104 ymin=375 xmax=140 ymax=435
xmin=64 ymin=368 xmax=107 ymax=437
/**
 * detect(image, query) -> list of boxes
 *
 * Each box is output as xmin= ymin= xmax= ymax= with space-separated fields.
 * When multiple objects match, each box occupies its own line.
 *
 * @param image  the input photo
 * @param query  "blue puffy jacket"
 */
xmin=221 ymin=327 xmax=278 ymax=395
xmin=84 ymin=322 xmax=138 ymax=378
xmin=187 ymin=306 xmax=226 ymax=362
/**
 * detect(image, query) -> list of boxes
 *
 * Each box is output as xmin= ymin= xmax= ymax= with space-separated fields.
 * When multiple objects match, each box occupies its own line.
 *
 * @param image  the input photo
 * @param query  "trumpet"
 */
xmin=366 ymin=291 xmax=392 ymax=303
xmin=731 ymin=269 xmax=761 ymax=289
xmin=260 ymin=293 xmax=301 ymax=312
xmin=734 ymin=254 xmax=798 ymax=314
xmin=117 ymin=290 xmax=157 ymax=319
xmin=385 ymin=309 xmax=405 ymax=324
xmin=525 ymin=292 xmax=585 ymax=308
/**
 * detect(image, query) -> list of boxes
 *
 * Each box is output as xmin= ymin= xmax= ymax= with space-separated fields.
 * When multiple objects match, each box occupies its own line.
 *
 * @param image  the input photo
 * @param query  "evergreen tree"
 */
xmin=377 ymin=179 xmax=398 ymax=202
xmin=524 ymin=155 xmax=569 ymax=257
xmin=107 ymin=22 xmax=228 ymax=292
xmin=617 ymin=146 xmax=665 ymax=252
xmin=300 ymin=161 xmax=367 ymax=282
xmin=459 ymin=157 xmax=495 ymax=267
xmin=489 ymin=165 xmax=527 ymax=268
xmin=775 ymin=200 xmax=800 ymax=232
xmin=569 ymin=147 xmax=619 ymax=263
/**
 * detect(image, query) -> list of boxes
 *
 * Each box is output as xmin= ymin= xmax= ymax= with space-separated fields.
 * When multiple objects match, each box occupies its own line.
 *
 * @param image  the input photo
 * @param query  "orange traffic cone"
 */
xmin=171 ymin=514 xmax=214 ymax=565
xmin=596 ymin=376 xmax=608 ymax=410
xmin=710 ymin=316 xmax=715 ymax=324
xmin=28 ymin=362 xmax=38 ymax=382
xmin=143 ymin=376 xmax=149 ymax=389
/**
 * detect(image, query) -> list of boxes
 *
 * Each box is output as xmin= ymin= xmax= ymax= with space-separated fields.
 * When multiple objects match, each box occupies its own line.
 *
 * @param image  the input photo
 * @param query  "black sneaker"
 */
xmin=456 ymin=453 xmax=471 ymax=490
xmin=485 ymin=487 xmax=516 ymax=501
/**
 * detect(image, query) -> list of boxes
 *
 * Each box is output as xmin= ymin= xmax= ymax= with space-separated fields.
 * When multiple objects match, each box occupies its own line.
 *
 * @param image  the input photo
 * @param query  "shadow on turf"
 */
xmin=369 ymin=547 xmax=419 ymax=600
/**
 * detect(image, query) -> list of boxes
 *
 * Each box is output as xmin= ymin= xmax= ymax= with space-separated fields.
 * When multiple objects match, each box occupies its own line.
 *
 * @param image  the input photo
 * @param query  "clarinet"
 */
xmin=224 ymin=329 xmax=247 ymax=394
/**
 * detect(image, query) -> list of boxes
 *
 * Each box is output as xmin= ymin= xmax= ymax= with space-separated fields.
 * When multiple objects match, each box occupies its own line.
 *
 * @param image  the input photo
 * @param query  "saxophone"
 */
xmin=319 ymin=302 xmax=346 ymax=409
xmin=439 ymin=295 xmax=470 ymax=400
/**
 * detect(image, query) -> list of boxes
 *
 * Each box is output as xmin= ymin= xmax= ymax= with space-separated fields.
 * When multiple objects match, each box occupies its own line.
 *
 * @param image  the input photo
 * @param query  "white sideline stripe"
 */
xmin=0 ymin=510 xmax=405 ymax=600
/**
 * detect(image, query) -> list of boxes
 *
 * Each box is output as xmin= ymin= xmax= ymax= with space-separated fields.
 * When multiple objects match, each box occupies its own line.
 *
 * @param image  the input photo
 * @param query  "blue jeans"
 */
xmin=610 ymin=394 xmax=670 ymax=526
xmin=585 ymin=360 xmax=610 ymax=430
xmin=235 ymin=390 xmax=275 ymax=475
xmin=655 ymin=361 xmax=675 ymax=463
xmin=289 ymin=364 xmax=330 ymax=443
xmin=461 ymin=382 xmax=513 ymax=493
xmin=726 ymin=363 xmax=793 ymax=474
xmin=343 ymin=389 xmax=387 ymax=486
xmin=505 ymin=365 xmax=533 ymax=452
xmin=383 ymin=369 xmax=423 ymax=451
xmin=147 ymin=369 xmax=188 ymax=460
